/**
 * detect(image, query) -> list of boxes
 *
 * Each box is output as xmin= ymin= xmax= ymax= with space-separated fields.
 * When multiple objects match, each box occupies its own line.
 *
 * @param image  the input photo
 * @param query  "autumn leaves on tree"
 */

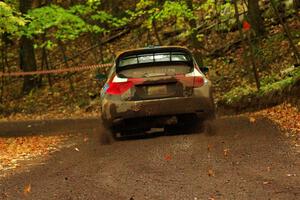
xmin=0 ymin=0 xmax=299 ymax=96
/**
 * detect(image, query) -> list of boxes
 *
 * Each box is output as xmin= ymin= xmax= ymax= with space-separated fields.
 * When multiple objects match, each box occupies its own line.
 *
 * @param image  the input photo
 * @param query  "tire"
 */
xmin=100 ymin=127 xmax=116 ymax=145
xmin=203 ymin=120 xmax=216 ymax=136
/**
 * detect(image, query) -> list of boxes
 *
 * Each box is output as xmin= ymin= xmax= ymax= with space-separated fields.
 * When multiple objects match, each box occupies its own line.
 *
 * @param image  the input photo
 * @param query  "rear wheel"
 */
xmin=202 ymin=119 xmax=216 ymax=136
xmin=99 ymin=125 xmax=117 ymax=145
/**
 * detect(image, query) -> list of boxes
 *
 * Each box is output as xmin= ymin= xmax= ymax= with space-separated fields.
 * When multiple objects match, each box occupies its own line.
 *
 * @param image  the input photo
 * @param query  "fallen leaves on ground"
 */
xmin=0 ymin=110 xmax=100 ymax=122
xmin=207 ymin=144 xmax=213 ymax=152
xmin=208 ymin=169 xmax=214 ymax=177
xmin=223 ymin=149 xmax=229 ymax=157
xmin=249 ymin=117 xmax=256 ymax=123
xmin=250 ymin=103 xmax=300 ymax=148
xmin=286 ymin=173 xmax=297 ymax=177
xmin=164 ymin=155 xmax=172 ymax=161
xmin=0 ymin=134 xmax=70 ymax=177
xmin=263 ymin=181 xmax=270 ymax=185
xmin=23 ymin=184 xmax=31 ymax=195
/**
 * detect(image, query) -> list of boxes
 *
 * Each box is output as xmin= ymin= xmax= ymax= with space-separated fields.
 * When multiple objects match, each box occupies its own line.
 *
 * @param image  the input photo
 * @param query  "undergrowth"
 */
xmin=222 ymin=67 xmax=300 ymax=104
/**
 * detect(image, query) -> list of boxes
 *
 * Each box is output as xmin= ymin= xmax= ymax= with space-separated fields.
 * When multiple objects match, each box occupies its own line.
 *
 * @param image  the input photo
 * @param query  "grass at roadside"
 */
xmin=220 ymin=67 xmax=300 ymax=105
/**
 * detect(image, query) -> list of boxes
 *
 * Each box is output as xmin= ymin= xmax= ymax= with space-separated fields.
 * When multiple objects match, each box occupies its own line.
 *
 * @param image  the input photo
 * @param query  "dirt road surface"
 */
xmin=0 ymin=116 xmax=299 ymax=200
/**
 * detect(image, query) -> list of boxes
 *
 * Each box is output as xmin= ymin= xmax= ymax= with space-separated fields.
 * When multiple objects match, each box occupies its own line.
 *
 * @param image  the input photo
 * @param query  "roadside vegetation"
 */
xmin=220 ymin=66 xmax=300 ymax=105
xmin=0 ymin=0 xmax=299 ymax=119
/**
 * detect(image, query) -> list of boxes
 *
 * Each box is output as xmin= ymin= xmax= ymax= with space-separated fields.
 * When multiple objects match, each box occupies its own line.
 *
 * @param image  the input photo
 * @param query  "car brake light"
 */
xmin=106 ymin=81 xmax=133 ymax=95
xmin=181 ymin=68 xmax=205 ymax=88
xmin=193 ymin=76 xmax=204 ymax=87
xmin=105 ymin=76 xmax=143 ymax=95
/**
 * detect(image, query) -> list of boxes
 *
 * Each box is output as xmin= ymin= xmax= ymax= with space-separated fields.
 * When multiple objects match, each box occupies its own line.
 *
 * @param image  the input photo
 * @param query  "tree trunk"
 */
xmin=247 ymin=0 xmax=265 ymax=36
xmin=185 ymin=0 xmax=204 ymax=66
xmin=247 ymin=33 xmax=261 ymax=90
xmin=152 ymin=20 xmax=163 ymax=46
xmin=233 ymin=0 xmax=244 ymax=43
xmin=294 ymin=0 xmax=300 ymax=9
xmin=1 ymin=40 xmax=5 ymax=103
xmin=58 ymin=41 xmax=74 ymax=92
xmin=41 ymin=35 xmax=52 ymax=87
xmin=270 ymin=0 xmax=300 ymax=64
xmin=19 ymin=0 xmax=38 ymax=94
xmin=151 ymin=0 xmax=165 ymax=46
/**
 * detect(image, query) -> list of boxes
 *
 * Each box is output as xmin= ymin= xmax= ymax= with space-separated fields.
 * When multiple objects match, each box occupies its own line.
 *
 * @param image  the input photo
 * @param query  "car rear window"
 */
xmin=118 ymin=52 xmax=191 ymax=68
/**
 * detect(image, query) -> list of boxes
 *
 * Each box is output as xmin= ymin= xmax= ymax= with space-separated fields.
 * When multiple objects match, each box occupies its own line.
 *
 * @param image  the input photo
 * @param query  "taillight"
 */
xmin=106 ymin=81 xmax=133 ymax=95
xmin=193 ymin=76 xmax=204 ymax=87
xmin=178 ymin=68 xmax=205 ymax=88
xmin=105 ymin=76 xmax=143 ymax=95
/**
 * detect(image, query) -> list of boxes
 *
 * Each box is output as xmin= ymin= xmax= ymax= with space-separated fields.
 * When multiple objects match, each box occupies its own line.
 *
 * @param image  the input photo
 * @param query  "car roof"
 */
xmin=116 ymin=46 xmax=192 ymax=59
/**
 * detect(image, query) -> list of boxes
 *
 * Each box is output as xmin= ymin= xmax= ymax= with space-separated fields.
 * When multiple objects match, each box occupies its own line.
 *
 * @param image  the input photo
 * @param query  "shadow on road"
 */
xmin=99 ymin=119 xmax=218 ymax=145
xmin=0 ymin=118 xmax=101 ymax=137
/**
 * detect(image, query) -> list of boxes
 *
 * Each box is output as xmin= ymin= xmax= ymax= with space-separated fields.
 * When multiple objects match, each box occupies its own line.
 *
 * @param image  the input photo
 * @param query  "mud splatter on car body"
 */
xmin=100 ymin=46 xmax=215 ymax=136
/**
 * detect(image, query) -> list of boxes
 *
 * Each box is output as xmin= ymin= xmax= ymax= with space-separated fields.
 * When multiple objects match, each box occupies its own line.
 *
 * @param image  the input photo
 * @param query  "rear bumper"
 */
xmin=101 ymin=96 xmax=214 ymax=128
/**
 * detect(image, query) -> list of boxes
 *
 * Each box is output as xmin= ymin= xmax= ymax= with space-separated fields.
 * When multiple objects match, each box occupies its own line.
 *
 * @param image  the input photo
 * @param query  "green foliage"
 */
xmin=260 ymin=76 xmax=294 ymax=95
xmin=154 ymin=1 xmax=195 ymax=22
xmin=199 ymin=0 xmax=240 ymax=32
xmin=264 ymin=0 xmax=297 ymax=20
xmin=24 ymin=5 xmax=89 ymax=41
xmin=90 ymin=11 xmax=129 ymax=29
xmin=130 ymin=0 xmax=195 ymax=32
xmin=0 ymin=2 xmax=25 ymax=36
xmin=258 ymin=68 xmax=300 ymax=96
xmin=69 ymin=2 xmax=129 ymax=30
xmin=260 ymin=74 xmax=281 ymax=86
xmin=222 ymin=85 xmax=256 ymax=104
xmin=218 ymin=2 xmax=237 ymax=31
xmin=21 ymin=1 xmax=129 ymax=45
xmin=222 ymin=67 xmax=300 ymax=104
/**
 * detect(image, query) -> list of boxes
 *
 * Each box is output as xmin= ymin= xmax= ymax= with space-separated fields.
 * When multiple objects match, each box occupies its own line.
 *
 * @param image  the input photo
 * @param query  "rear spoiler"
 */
xmin=116 ymin=49 xmax=194 ymax=72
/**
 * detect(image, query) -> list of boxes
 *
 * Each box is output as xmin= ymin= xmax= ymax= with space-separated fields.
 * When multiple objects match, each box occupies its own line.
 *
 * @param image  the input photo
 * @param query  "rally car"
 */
xmin=100 ymin=46 xmax=215 ymax=138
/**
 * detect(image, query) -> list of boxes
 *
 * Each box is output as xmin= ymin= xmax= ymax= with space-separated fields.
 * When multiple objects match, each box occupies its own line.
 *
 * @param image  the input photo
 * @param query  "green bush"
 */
xmin=221 ymin=67 xmax=300 ymax=104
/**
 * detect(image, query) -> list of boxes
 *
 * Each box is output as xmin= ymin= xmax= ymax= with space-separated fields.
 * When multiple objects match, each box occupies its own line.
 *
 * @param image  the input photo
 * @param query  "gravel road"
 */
xmin=0 ymin=116 xmax=299 ymax=200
